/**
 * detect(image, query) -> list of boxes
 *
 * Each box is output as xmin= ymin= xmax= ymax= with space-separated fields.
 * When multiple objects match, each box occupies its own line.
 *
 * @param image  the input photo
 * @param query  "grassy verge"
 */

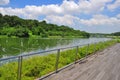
xmin=0 ymin=40 xmax=117 ymax=80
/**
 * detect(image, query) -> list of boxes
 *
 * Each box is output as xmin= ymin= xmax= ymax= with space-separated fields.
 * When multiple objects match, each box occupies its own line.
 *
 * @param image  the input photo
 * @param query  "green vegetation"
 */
xmin=90 ymin=32 xmax=120 ymax=38
xmin=110 ymin=32 xmax=120 ymax=39
xmin=111 ymin=32 xmax=120 ymax=36
xmin=0 ymin=13 xmax=90 ymax=38
xmin=90 ymin=33 xmax=111 ymax=37
xmin=0 ymin=40 xmax=117 ymax=80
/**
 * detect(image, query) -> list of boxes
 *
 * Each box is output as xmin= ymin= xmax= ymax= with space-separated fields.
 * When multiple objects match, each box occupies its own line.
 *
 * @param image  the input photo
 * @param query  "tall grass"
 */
xmin=0 ymin=40 xmax=117 ymax=80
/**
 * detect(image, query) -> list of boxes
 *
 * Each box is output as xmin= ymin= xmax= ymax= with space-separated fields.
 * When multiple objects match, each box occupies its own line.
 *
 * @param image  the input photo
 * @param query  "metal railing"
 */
xmin=0 ymin=42 xmax=102 ymax=80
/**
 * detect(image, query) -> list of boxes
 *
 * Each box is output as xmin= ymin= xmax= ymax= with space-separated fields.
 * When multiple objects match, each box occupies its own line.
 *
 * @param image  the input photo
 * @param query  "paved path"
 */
xmin=43 ymin=43 xmax=120 ymax=80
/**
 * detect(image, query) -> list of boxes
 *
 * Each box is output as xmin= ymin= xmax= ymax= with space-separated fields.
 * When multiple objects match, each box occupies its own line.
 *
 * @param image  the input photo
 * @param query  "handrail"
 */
xmin=0 ymin=43 xmax=90 ymax=61
xmin=0 ymin=41 xmax=105 ymax=80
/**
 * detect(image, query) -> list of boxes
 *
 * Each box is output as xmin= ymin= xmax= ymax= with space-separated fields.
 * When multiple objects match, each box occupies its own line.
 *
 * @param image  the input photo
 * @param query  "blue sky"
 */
xmin=8 ymin=0 xmax=63 ymax=8
xmin=0 ymin=0 xmax=120 ymax=33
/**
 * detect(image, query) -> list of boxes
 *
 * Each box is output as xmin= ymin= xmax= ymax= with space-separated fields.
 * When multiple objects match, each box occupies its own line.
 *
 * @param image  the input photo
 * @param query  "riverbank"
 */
xmin=0 ymin=35 xmax=87 ymax=39
xmin=0 ymin=40 xmax=117 ymax=80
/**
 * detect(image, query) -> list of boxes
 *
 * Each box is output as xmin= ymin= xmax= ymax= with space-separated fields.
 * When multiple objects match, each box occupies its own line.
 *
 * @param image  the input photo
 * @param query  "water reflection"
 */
xmin=0 ymin=38 xmax=111 ymax=57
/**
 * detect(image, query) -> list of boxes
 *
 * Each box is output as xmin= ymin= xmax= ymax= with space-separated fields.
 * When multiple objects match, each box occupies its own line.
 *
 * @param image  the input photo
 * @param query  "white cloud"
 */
xmin=44 ymin=14 xmax=120 ymax=33
xmin=45 ymin=15 xmax=79 ymax=26
xmin=80 ymin=14 xmax=120 ymax=26
xmin=77 ymin=14 xmax=120 ymax=33
xmin=0 ymin=0 xmax=9 ymax=5
xmin=78 ymin=0 xmax=112 ymax=14
xmin=46 ymin=14 xmax=120 ymax=28
xmin=24 ymin=5 xmax=63 ymax=16
xmin=45 ymin=14 xmax=120 ymax=33
xmin=116 ymin=14 xmax=120 ymax=19
xmin=0 ymin=4 xmax=63 ymax=19
xmin=107 ymin=0 xmax=120 ymax=10
xmin=61 ymin=0 xmax=79 ymax=14
xmin=0 ymin=7 xmax=26 ymax=18
xmin=0 ymin=0 xmax=113 ymax=19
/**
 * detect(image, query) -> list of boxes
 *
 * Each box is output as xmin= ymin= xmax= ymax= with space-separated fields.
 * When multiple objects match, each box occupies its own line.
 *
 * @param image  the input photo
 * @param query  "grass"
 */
xmin=0 ymin=35 xmax=17 ymax=38
xmin=0 ymin=35 xmax=8 ymax=38
xmin=0 ymin=40 xmax=117 ymax=80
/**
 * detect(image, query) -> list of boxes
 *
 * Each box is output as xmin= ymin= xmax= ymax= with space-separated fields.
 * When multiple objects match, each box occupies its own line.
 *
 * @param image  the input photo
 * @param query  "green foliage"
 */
xmin=90 ymin=33 xmax=110 ymax=37
xmin=0 ymin=40 xmax=116 ymax=80
xmin=111 ymin=32 xmax=120 ymax=36
xmin=0 ymin=13 xmax=90 ymax=38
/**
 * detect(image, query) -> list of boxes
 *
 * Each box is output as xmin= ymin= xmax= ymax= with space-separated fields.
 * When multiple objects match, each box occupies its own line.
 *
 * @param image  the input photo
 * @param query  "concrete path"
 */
xmin=43 ymin=43 xmax=120 ymax=80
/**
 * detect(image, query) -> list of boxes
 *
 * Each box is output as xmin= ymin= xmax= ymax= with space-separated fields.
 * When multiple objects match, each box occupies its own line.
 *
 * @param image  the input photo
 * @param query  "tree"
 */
xmin=0 ymin=13 xmax=90 ymax=38
xmin=0 ymin=13 xmax=2 ymax=18
xmin=112 ymin=32 xmax=120 ymax=36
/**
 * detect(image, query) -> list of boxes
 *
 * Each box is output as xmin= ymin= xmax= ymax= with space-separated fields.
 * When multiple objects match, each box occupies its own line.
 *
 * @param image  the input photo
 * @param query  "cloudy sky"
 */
xmin=0 ymin=0 xmax=120 ymax=33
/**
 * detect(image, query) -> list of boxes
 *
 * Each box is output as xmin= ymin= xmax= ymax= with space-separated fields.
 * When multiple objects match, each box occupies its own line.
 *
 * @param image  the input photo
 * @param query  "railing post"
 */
xmin=55 ymin=49 xmax=60 ymax=73
xmin=17 ymin=56 xmax=22 ymax=80
xmin=75 ymin=46 xmax=78 ymax=64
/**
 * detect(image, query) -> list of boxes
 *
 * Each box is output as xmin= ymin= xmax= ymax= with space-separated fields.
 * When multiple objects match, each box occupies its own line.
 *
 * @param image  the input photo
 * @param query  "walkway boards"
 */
xmin=43 ymin=43 xmax=120 ymax=80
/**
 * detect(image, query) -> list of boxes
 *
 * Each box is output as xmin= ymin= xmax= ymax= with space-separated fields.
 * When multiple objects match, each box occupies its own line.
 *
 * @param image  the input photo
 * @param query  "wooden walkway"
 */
xmin=43 ymin=43 xmax=120 ymax=80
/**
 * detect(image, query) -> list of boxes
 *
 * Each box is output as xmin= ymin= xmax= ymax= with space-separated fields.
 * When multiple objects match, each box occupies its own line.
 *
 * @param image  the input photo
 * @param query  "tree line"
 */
xmin=111 ymin=32 xmax=120 ymax=36
xmin=0 ymin=13 xmax=90 ymax=38
xmin=90 ymin=32 xmax=120 ymax=38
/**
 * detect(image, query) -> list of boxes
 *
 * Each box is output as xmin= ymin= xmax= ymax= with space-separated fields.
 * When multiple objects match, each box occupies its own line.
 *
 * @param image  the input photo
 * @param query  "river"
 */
xmin=0 ymin=38 xmax=111 ymax=58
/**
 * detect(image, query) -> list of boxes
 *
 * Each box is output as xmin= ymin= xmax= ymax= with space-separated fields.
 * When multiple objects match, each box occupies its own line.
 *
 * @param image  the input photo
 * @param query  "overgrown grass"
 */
xmin=0 ymin=40 xmax=117 ymax=80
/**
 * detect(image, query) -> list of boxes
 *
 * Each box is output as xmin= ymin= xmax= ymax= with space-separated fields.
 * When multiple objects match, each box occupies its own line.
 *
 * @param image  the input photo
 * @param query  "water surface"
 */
xmin=0 ymin=38 xmax=111 ymax=58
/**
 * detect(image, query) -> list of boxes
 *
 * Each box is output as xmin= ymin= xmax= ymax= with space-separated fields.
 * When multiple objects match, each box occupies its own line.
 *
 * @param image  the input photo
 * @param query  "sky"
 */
xmin=0 ymin=0 xmax=120 ymax=33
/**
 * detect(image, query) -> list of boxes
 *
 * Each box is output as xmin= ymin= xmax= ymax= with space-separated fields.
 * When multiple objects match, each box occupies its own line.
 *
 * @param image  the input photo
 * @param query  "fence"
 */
xmin=0 ymin=42 xmax=101 ymax=80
